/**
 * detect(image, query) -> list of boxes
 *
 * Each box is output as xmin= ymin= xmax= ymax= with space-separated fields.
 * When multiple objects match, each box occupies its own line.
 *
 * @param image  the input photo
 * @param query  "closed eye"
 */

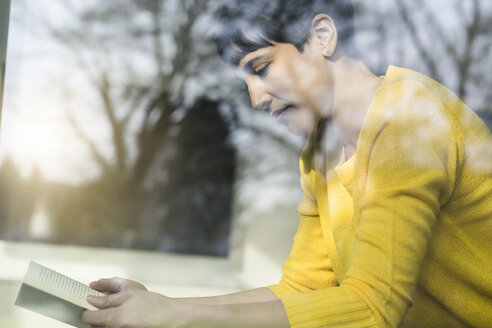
xmin=255 ymin=62 xmax=271 ymax=78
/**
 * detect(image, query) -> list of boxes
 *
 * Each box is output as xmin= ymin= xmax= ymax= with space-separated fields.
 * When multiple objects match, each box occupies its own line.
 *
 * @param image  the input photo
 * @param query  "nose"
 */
xmin=247 ymin=81 xmax=272 ymax=112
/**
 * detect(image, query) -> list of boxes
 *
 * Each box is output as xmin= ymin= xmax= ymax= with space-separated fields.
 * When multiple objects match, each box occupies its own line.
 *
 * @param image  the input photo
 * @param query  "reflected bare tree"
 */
xmin=356 ymin=0 xmax=492 ymax=128
xmin=1 ymin=0 xmax=305 ymax=256
xmin=6 ymin=0 xmax=489 ymax=255
xmin=23 ymin=0 xmax=240 ymax=254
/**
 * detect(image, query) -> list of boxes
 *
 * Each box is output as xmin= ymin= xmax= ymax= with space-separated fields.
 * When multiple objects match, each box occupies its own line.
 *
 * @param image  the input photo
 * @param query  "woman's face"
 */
xmin=237 ymin=39 xmax=334 ymax=136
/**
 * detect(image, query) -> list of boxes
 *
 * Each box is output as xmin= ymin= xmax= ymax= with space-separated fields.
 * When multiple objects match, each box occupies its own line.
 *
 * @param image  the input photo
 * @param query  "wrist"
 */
xmin=144 ymin=293 xmax=195 ymax=328
xmin=167 ymin=299 xmax=212 ymax=328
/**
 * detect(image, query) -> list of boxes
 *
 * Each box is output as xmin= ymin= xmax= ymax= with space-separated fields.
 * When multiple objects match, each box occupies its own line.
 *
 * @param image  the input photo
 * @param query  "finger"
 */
xmin=87 ymin=292 xmax=125 ymax=309
xmin=90 ymin=277 xmax=125 ymax=293
xmin=82 ymin=308 xmax=120 ymax=327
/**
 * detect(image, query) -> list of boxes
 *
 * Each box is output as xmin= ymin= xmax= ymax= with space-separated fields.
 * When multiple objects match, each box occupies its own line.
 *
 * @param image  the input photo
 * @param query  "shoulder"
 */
xmin=364 ymin=67 xmax=463 ymax=148
xmin=355 ymin=68 xmax=464 ymax=203
xmin=373 ymin=66 xmax=462 ymax=124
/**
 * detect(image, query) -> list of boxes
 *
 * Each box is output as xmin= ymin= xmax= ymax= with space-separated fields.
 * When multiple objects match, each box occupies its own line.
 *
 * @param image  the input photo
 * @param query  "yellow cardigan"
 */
xmin=268 ymin=66 xmax=492 ymax=327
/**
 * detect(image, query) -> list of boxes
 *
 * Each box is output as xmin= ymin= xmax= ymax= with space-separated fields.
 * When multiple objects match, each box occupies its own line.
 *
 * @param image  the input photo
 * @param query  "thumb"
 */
xmin=87 ymin=293 xmax=125 ymax=309
xmin=90 ymin=277 xmax=125 ymax=293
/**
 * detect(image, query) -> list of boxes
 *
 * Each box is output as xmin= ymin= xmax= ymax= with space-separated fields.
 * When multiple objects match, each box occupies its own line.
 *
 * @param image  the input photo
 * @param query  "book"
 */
xmin=15 ymin=261 xmax=104 ymax=328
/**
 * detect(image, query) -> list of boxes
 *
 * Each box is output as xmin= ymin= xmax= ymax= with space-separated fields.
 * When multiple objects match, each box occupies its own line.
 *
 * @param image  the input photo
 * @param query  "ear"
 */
xmin=311 ymin=14 xmax=338 ymax=57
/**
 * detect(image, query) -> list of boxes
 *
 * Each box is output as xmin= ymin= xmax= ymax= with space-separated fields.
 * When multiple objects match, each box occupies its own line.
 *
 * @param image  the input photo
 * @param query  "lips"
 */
xmin=272 ymin=104 xmax=294 ymax=119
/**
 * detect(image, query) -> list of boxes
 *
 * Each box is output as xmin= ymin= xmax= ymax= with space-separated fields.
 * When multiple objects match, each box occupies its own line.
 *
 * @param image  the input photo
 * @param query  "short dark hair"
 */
xmin=214 ymin=0 xmax=357 ymax=66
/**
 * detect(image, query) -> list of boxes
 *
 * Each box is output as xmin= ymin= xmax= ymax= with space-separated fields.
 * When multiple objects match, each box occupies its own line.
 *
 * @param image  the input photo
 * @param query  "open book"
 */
xmin=15 ymin=261 xmax=104 ymax=328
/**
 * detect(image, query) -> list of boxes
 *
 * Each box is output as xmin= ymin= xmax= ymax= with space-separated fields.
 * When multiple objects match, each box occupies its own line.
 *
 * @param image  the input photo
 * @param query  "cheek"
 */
xmin=267 ymin=57 xmax=302 ymax=100
xmin=268 ymin=69 xmax=296 ymax=97
xmin=301 ymin=65 xmax=329 ymax=95
xmin=295 ymin=60 xmax=333 ymax=116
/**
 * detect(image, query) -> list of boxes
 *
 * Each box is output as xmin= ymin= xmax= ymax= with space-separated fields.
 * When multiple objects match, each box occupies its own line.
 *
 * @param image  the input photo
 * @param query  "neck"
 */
xmin=330 ymin=57 xmax=383 ymax=156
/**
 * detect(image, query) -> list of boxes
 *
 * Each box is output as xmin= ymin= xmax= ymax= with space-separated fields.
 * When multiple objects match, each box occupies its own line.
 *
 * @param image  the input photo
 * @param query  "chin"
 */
xmin=283 ymin=109 xmax=319 ymax=136
xmin=286 ymin=123 xmax=314 ymax=136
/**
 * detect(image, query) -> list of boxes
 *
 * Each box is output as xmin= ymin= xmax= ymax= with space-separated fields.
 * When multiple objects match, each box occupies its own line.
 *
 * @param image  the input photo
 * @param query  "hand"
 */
xmin=82 ymin=277 xmax=177 ymax=328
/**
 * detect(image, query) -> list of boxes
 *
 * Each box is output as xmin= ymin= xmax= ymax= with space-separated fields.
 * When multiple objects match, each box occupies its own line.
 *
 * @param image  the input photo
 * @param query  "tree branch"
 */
xmin=98 ymin=73 xmax=128 ymax=175
xmin=65 ymin=110 xmax=111 ymax=173
xmin=417 ymin=0 xmax=460 ymax=63
xmin=395 ymin=0 xmax=440 ymax=79
xmin=132 ymin=93 xmax=177 ymax=189
xmin=454 ymin=0 xmax=481 ymax=99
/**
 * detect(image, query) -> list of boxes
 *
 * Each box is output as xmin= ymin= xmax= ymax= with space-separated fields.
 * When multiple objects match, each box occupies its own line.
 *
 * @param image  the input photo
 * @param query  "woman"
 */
xmin=83 ymin=1 xmax=492 ymax=327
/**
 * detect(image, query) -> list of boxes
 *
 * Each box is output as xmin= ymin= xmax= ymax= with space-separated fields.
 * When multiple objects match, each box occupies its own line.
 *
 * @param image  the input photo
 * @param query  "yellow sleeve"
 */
xmin=273 ymin=82 xmax=460 ymax=328
xmin=268 ymin=153 xmax=338 ymax=296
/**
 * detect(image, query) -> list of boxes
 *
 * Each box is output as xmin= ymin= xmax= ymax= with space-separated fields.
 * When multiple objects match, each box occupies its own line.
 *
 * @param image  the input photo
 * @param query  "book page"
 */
xmin=29 ymin=261 xmax=104 ymax=299
xmin=22 ymin=261 xmax=104 ymax=310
